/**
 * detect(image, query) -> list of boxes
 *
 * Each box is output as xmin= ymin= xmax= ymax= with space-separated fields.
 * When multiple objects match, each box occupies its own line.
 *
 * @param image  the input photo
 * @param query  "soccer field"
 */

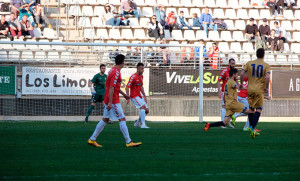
xmin=0 ymin=121 xmax=300 ymax=180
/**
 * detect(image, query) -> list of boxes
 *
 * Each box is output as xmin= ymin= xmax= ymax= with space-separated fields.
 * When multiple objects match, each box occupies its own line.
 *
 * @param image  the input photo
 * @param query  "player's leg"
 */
xmin=132 ymin=97 xmax=149 ymax=128
xmin=85 ymin=94 xmax=98 ymax=123
xmin=139 ymin=105 xmax=150 ymax=128
xmin=204 ymin=108 xmax=232 ymax=131
xmin=220 ymin=92 xmax=227 ymax=128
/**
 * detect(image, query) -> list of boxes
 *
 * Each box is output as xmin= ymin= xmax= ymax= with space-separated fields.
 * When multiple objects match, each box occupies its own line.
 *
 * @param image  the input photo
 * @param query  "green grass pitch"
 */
xmin=0 ymin=121 xmax=300 ymax=180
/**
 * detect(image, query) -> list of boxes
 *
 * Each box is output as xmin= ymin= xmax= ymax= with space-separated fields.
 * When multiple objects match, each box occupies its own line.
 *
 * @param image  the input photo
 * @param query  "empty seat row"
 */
xmin=0 ymin=51 xmax=72 ymax=61
xmin=0 ymin=39 xmax=65 ymax=50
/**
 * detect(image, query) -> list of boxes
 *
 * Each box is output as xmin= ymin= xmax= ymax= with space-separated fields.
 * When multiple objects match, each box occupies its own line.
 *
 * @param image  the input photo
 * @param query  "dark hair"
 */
xmin=100 ymin=64 xmax=106 ymax=69
xmin=229 ymin=68 xmax=238 ymax=77
xmin=137 ymin=62 xmax=144 ymax=68
xmin=212 ymin=42 xmax=217 ymax=45
xmin=115 ymin=54 xmax=125 ymax=65
xmin=199 ymin=39 xmax=204 ymax=42
xmin=104 ymin=4 xmax=111 ymax=14
xmin=274 ymin=21 xmax=279 ymax=25
xmin=229 ymin=58 xmax=235 ymax=63
xmin=152 ymin=15 xmax=157 ymax=18
xmin=256 ymin=48 xmax=265 ymax=59
xmin=180 ymin=11 xmax=184 ymax=13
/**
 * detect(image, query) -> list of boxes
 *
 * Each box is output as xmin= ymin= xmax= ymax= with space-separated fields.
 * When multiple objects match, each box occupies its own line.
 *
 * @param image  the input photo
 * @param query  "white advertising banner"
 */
xmin=22 ymin=67 xmax=149 ymax=96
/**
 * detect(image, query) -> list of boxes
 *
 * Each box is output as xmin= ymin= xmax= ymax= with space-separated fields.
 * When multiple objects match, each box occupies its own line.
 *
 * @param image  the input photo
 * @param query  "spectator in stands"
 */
xmin=109 ymin=46 xmax=119 ymax=61
xmin=157 ymin=39 xmax=169 ymax=66
xmin=20 ymin=14 xmax=35 ymax=39
xmin=259 ymin=18 xmax=270 ymax=42
xmin=208 ymin=42 xmax=219 ymax=69
xmin=266 ymin=29 xmax=284 ymax=52
xmin=148 ymin=15 xmax=164 ymax=40
xmin=8 ymin=13 xmax=21 ymax=39
xmin=166 ymin=11 xmax=176 ymax=37
xmin=23 ymin=0 xmax=36 ymax=11
xmin=177 ymin=11 xmax=191 ymax=30
xmin=0 ymin=15 xmax=9 ymax=38
xmin=200 ymin=7 xmax=217 ymax=37
xmin=274 ymin=21 xmax=287 ymax=42
xmin=126 ymin=46 xmax=134 ymax=60
xmin=146 ymin=46 xmax=156 ymax=62
xmin=181 ymin=41 xmax=195 ymax=63
xmin=284 ymin=0 xmax=296 ymax=10
xmin=266 ymin=0 xmax=284 ymax=18
xmin=154 ymin=4 xmax=166 ymax=27
xmin=192 ymin=13 xmax=201 ymax=28
xmin=19 ymin=3 xmax=35 ymax=27
xmin=120 ymin=0 xmax=139 ymax=19
xmin=194 ymin=39 xmax=207 ymax=59
xmin=33 ymin=4 xmax=52 ymax=28
xmin=245 ymin=18 xmax=259 ymax=42
xmin=10 ymin=0 xmax=24 ymax=17
xmin=101 ymin=3 xmax=120 ymax=26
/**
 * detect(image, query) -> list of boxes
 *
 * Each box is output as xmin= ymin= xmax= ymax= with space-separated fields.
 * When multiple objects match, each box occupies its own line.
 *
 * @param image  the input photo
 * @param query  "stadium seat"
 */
xmin=47 ymin=51 xmax=59 ymax=61
xmin=164 ymin=30 xmax=171 ymax=39
xmin=192 ymin=0 xmax=203 ymax=6
xmin=293 ymin=32 xmax=300 ymax=42
xmin=169 ymin=0 xmax=180 ymax=6
xmin=39 ymin=40 xmax=51 ymax=50
xmin=206 ymin=42 xmax=213 ymax=49
xmin=230 ymin=42 xmax=242 ymax=52
xmin=239 ymin=0 xmax=251 ymax=7
xmin=159 ymin=0 xmax=169 ymax=6
xmin=134 ymin=0 xmax=144 ymax=5
xmin=109 ymin=0 xmax=121 ymax=5
xmin=265 ymin=54 xmax=275 ymax=62
xmin=281 ymin=21 xmax=292 ymax=30
xmin=94 ymin=6 xmax=105 ymax=17
xmin=21 ymin=51 xmax=33 ymax=61
xmin=140 ymin=18 xmax=150 ymax=27
xmin=91 ymin=17 xmax=103 ymax=27
xmin=169 ymin=41 xmax=180 ymax=51
xmin=220 ymin=31 xmax=232 ymax=41
xmin=128 ymin=18 xmax=139 ymax=27
xmin=270 ymin=20 xmax=279 ymax=29
xmin=181 ymin=0 xmax=193 ymax=7
xmin=276 ymin=54 xmax=288 ymax=62
xmin=82 ymin=6 xmax=94 ymax=16
xmin=79 ymin=17 xmax=91 ymax=27
xmin=166 ymin=8 xmax=177 ymax=16
xmin=224 ymin=20 xmax=234 ymax=29
xmin=225 ymin=9 xmax=236 ymax=19
xmin=295 ymin=10 xmax=300 ymax=20
xmin=260 ymin=9 xmax=271 ymax=19
xmin=227 ymin=0 xmax=239 ymax=8
xmin=8 ymin=51 xmax=20 ymax=61
xmin=289 ymin=55 xmax=300 ymax=62
xmin=25 ymin=39 xmax=38 ymax=50
xmin=230 ymin=54 xmax=239 ymax=62
xmin=291 ymin=43 xmax=300 ymax=53
xmin=109 ymin=29 xmax=121 ymax=39
xmin=178 ymin=8 xmax=189 ymax=17
xmin=216 ymin=0 xmax=227 ymax=8
xmin=204 ymin=0 xmax=216 ymax=7
xmin=213 ymin=9 xmax=225 ymax=19
xmin=35 ymin=51 xmax=46 ymax=61
xmin=172 ymin=30 xmax=184 ymax=40
xmin=144 ymin=0 xmax=156 ymax=6
xmin=75 ymin=0 xmax=85 ymax=4
xmin=196 ymin=30 xmax=208 ymax=40
xmin=243 ymin=42 xmax=254 ymax=52
xmin=33 ymin=28 xmax=42 ymax=38
xmin=237 ymin=9 xmax=248 ymax=19
xmin=248 ymin=9 xmax=260 ymax=20
xmin=242 ymin=54 xmax=251 ymax=63
xmin=284 ymin=43 xmax=290 ymax=52
xmin=235 ymin=20 xmax=246 ymax=30
xmin=283 ymin=10 xmax=294 ymax=19
xmin=69 ymin=5 xmax=82 ymax=16
xmin=97 ymin=29 xmax=109 ymax=39
xmin=190 ymin=8 xmax=201 ymax=17
xmin=61 ymin=51 xmax=72 ymax=61
xmin=184 ymin=30 xmax=195 ymax=40
xmin=134 ymin=29 xmax=146 ymax=39
xmin=232 ymin=31 xmax=245 ymax=41
xmin=218 ymin=42 xmax=230 ymax=52
xmin=43 ymin=28 xmax=56 ymax=39
xmin=51 ymin=40 xmax=64 ymax=50
xmin=208 ymin=31 xmax=219 ymax=41
xmin=285 ymin=32 xmax=292 ymax=41
xmin=12 ymin=39 xmax=25 ymax=50
xmin=142 ymin=7 xmax=154 ymax=16
xmin=293 ymin=21 xmax=300 ymax=30
xmin=122 ymin=29 xmax=134 ymax=40
xmin=88 ymin=0 xmax=98 ymax=5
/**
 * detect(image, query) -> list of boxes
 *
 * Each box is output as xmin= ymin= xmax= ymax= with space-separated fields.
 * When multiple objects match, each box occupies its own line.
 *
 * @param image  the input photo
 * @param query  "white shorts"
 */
xmin=103 ymin=103 xmax=125 ymax=121
xmin=221 ymin=92 xmax=225 ymax=106
xmin=131 ymin=96 xmax=148 ymax=109
xmin=237 ymin=96 xmax=249 ymax=108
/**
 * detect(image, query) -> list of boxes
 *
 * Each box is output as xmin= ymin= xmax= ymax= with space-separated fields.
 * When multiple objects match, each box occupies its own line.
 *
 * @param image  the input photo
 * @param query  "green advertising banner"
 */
xmin=0 ymin=66 xmax=16 ymax=95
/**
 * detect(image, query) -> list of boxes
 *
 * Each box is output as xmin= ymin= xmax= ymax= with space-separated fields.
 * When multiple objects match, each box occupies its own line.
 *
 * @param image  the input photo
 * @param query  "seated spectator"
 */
xmin=20 ymin=15 xmax=35 ymax=39
xmin=33 ymin=4 xmax=52 ymax=28
xmin=154 ymin=4 xmax=166 ymax=27
xmin=259 ymin=18 xmax=270 ymax=42
xmin=10 ymin=0 xmax=24 ymax=17
xmin=274 ymin=21 xmax=287 ymax=42
xmin=101 ymin=3 xmax=120 ymax=26
xmin=266 ymin=29 xmax=284 ymax=52
xmin=148 ymin=15 xmax=164 ymax=40
xmin=245 ymin=18 xmax=259 ymax=42
xmin=0 ymin=15 xmax=9 ymax=38
xmin=146 ymin=46 xmax=156 ymax=61
xmin=157 ymin=39 xmax=169 ymax=66
xmin=19 ymin=3 xmax=35 ymax=27
xmin=8 ymin=13 xmax=21 ymax=39
xmin=208 ymin=42 xmax=219 ymax=69
xmin=284 ymin=0 xmax=296 ymax=10
xmin=194 ymin=39 xmax=207 ymax=59
xmin=266 ymin=0 xmax=283 ymax=18
xmin=126 ymin=46 xmax=134 ymax=60
xmin=177 ymin=11 xmax=191 ymax=30
xmin=23 ymin=0 xmax=36 ymax=11
xmin=181 ymin=41 xmax=195 ymax=63
xmin=166 ymin=11 xmax=176 ymax=36
xmin=109 ymin=46 xmax=119 ymax=61
xmin=200 ymin=7 xmax=217 ymax=37
xmin=192 ymin=13 xmax=201 ymax=28
xmin=120 ymin=0 xmax=139 ymax=19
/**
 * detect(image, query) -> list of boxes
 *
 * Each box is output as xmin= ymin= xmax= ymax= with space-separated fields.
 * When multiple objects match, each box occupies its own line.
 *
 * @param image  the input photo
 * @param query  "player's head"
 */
xmin=228 ymin=58 xmax=236 ymax=69
xmin=115 ymin=54 xmax=125 ymax=68
xmin=256 ymin=48 xmax=265 ymax=59
xmin=100 ymin=64 xmax=106 ymax=74
xmin=136 ymin=62 xmax=144 ymax=75
xmin=229 ymin=68 xmax=238 ymax=80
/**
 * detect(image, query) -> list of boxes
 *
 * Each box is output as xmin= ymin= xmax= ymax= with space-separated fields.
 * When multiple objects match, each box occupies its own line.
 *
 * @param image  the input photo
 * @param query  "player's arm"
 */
xmin=265 ymin=72 xmax=270 ymax=93
xmin=217 ymin=72 xmax=224 ymax=99
xmin=89 ymin=77 xmax=96 ymax=95
xmin=120 ymin=89 xmax=130 ymax=100
xmin=239 ymin=70 xmax=245 ymax=90
xmin=141 ymin=87 xmax=147 ymax=103
xmin=106 ymin=86 xmax=115 ymax=110
xmin=125 ymin=87 xmax=130 ymax=104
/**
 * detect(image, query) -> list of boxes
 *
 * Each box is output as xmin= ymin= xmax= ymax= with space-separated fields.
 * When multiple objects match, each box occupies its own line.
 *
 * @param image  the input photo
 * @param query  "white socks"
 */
xmin=234 ymin=112 xmax=246 ymax=118
xmin=90 ymin=120 xmax=106 ymax=141
xmin=119 ymin=121 xmax=132 ymax=144
xmin=221 ymin=107 xmax=226 ymax=122
xmin=244 ymin=118 xmax=250 ymax=129
xmin=140 ymin=109 xmax=146 ymax=126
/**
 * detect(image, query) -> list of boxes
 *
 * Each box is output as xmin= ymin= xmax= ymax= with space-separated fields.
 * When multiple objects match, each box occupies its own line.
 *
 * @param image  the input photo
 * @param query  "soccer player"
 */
xmin=125 ymin=63 xmax=150 ymax=129
xmin=85 ymin=64 xmax=107 ymax=124
xmin=204 ymin=68 xmax=251 ymax=131
xmin=88 ymin=54 xmax=142 ymax=147
xmin=217 ymin=58 xmax=236 ymax=128
xmin=240 ymin=48 xmax=270 ymax=139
